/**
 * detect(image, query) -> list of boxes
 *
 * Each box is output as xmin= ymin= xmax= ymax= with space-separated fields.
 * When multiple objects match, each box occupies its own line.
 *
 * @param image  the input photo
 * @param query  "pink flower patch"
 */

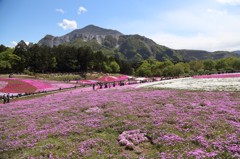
xmin=118 ymin=129 xmax=148 ymax=150
xmin=0 ymin=81 xmax=8 ymax=89
xmin=21 ymin=79 xmax=52 ymax=90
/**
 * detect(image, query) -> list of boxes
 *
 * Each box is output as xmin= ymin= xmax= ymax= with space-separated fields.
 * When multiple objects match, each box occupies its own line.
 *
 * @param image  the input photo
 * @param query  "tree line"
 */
xmin=0 ymin=41 xmax=240 ymax=77
xmin=135 ymin=57 xmax=240 ymax=77
xmin=0 ymin=41 xmax=133 ymax=75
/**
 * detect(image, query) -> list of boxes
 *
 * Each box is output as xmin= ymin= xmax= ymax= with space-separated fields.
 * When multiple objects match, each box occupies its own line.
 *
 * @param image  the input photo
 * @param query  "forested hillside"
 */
xmin=1 ymin=41 xmax=240 ymax=77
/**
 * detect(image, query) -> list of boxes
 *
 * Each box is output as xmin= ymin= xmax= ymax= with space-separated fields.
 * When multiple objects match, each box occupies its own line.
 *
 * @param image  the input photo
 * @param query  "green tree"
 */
xmin=29 ymin=44 xmax=52 ymax=73
xmin=119 ymin=60 xmax=134 ymax=75
xmin=232 ymin=58 xmax=240 ymax=71
xmin=92 ymin=51 xmax=105 ymax=72
xmin=136 ymin=60 xmax=152 ymax=77
xmin=189 ymin=61 xmax=204 ymax=72
xmin=0 ymin=44 xmax=8 ymax=52
xmin=203 ymin=59 xmax=216 ymax=71
xmin=162 ymin=66 xmax=173 ymax=77
xmin=215 ymin=59 xmax=227 ymax=72
xmin=174 ymin=63 xmax=185 ymax=76
xmin=49 ymin=57 xmax=57 ymax=72
xmin=110 ymin=61 xmax=120 ymax=73
xmin=102 ymin=62 xmax=112 ymax=73
xmin=0 ymin=48 xmax=20 ymax=73
xmin=151 ymin=61 xmax=164 ymax=77
xmin=13 ymin=40 xmax=30 ymax=72
xmin=162 ymin=60 xmax=174 ymax=68
xmin=224 ymin=57 xmax=239 ymax=72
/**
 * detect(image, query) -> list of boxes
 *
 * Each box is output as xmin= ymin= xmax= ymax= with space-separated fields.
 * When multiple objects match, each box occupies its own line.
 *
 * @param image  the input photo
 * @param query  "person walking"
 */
xmin=3 ymin=94 xmax=7 ymax=104
xmin=6 ymin=94 xmax=10 ymax=103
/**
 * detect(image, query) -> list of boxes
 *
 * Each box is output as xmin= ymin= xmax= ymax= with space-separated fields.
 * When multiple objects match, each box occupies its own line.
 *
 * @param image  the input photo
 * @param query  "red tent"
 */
xmin=97 ymin=76 xmax=119 ymax=82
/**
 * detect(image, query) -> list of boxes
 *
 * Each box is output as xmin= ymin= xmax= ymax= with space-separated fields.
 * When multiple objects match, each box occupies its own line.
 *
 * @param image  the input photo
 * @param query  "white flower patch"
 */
xmin=85 ymin=107 xmax=102 ymax=113
xmin=138 ymin=77 xmax=240 ymax=91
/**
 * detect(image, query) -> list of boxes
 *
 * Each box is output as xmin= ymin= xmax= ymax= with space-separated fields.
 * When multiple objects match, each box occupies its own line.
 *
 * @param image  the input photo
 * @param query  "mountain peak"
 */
xmin=69 ymin=25 xmax=123 ymax=36
xmin=83 ymin=24 xmax=103 ymax=29
xmin=38 ymin=25 xmax=124 ymax=47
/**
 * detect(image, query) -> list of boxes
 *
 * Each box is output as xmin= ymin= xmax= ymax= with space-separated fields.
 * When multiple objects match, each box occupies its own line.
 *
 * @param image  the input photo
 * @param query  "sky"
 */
xmin=0 ymin=0 xmax=240 ymax=51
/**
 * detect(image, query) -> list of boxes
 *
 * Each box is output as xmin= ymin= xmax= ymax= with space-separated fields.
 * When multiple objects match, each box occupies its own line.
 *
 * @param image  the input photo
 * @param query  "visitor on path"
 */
xmin=92 ymin=84 xmax=95 ymax=90
xmin=7 ymin=94 xmax=10 ymax=103
xmin=3 ymin=94 xmax=7 ymax=104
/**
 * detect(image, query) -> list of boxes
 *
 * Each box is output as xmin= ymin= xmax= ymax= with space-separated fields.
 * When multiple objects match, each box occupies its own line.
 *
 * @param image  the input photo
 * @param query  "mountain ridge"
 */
xmin=37 ymin=25 xmax=240 ymax=62
xmin=38 ymin=25 xmax=123 ymax=47
xmin=233 ymin=50 xmax=240 ymax=55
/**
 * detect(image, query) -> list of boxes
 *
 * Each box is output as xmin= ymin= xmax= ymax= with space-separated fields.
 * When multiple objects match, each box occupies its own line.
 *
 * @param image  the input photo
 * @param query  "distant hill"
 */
xmin=233 ymin=50 xmax=240 ymax=55
xmin=38 ymin=25 xmax=240 ymax=62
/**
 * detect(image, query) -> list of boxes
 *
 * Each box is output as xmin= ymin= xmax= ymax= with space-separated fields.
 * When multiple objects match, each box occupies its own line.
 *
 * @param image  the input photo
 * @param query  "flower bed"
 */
xmin=0 ymin=81 xmax=7 ymax=90
xmin=0 ymin=78 xmax=37 ymax=93
xmin=193 ymin=73 xmax=240 ymax=78
xmin=0 ymin=87 xmax=239 ymax=158
xmin=21 ymin=79 xmax=52 ymax=91
xmin=138 ymin=77 xmax=240 ymax=91
xmin=0 ymin=78 xmax=76 ymax=94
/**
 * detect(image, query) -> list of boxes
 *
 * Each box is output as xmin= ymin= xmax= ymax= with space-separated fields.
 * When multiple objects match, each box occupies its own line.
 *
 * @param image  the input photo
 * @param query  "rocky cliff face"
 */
xmin=38 ymin=25 xmax=123 ymax=47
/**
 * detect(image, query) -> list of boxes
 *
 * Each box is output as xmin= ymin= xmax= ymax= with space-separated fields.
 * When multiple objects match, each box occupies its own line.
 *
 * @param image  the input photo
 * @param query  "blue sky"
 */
xmin=1 ymin=0 xmax=240 ymax=51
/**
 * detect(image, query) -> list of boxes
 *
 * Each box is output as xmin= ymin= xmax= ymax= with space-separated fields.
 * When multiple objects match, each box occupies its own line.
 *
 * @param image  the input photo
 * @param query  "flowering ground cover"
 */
xmin=0 ymin=86 xmax=239 ymax=158
xmin=0 ymin=81 xmax=7 ymax=90
xmin=0 ymin=78 xmax=37 ymax=93
xmin=29 ymin=79 xmax=76 ymax=91
xmin=138 ymin=77 xmax=240 ymax=91
xmin=0 ymin=78 xmax=76 ymax=95
xmin=21 ymin=79 xmax=52 ymax=91
xmin=193 ymin=73 xmax=240 ymax=79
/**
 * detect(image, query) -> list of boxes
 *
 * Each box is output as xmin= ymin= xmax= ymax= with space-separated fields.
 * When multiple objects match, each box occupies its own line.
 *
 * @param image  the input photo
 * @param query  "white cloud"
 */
xmin=78 ymin=6 xmax=87 ymax=14
xmin=11 ymin=41 xmax=18 ymax=46
xmin=147 ymin=11 xmax=240 ymax=51
xmin=207 ymin=8 xmax=228 ymax=15
xmin=154 ymin=8 xmax=240 ymax=51
xmin=58 ymin=19 xmax=77 ymax=30
xmin=116 ymin=5 xmax=240 ymax=51
xmin=216 ymin=0 xmax=240 ymax=5
xmin=149 ymin=31 xmax=240 ymax=51
xmin=56 ymin=8 xmax=65 ymax=14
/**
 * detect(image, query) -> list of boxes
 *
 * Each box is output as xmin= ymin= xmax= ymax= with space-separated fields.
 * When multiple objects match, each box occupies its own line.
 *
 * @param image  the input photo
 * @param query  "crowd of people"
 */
xmin=92 ymin=82 xmax=120 ymax=90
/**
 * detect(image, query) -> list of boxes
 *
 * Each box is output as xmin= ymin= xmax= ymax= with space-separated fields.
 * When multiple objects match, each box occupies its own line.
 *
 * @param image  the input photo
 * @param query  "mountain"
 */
xmin=38 ymin=25 xmax=123 ymax=47
xmin=38 ymin=25 xmax=240 ymax=62
xmin=177 ymin=50 xmax=239 ymax=61
xmin=233 ymin=50 xmax=240 ymax=55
